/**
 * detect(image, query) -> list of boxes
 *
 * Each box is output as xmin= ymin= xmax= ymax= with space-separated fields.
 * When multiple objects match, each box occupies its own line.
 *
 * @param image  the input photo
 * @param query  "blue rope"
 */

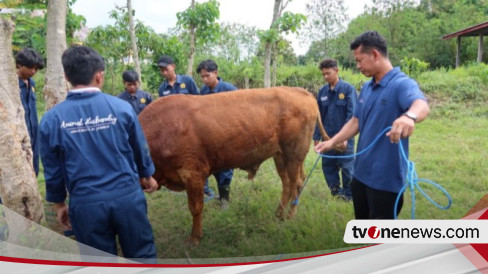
xmin=292 ymin=127 xmax=393 ymax=205
xmin=317 ymin=126 xmax=452 ymax=219
xmin=292 ymin=155 xmax=321 ymax=205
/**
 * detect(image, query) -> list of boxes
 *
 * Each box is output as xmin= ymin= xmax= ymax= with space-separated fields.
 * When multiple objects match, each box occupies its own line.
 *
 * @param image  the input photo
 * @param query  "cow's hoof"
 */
xmin=185 ymin=236 xmax=200 ymax=246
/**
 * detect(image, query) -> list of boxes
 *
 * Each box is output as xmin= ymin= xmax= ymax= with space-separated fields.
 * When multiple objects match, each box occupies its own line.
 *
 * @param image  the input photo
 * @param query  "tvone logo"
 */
xmin=368 ymin=226 xmax=380 ymax=239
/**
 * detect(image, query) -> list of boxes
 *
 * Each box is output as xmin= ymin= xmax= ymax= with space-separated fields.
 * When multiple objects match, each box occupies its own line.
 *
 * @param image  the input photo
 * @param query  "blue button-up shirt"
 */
xmin=200 ymin=78 xmax=237 ymax=95
xmin=314 ymin=79 xmax=357 ymax=152
xmin=19 ymin=77 xmax=39 ymax=176
xmin=354 ymin=67 xmax=426 ymax=193
xmin=158 ymin=74 xmax=199 ymax=97
xmin=117 ymin=89 xmax=153 ymax=115
xmin=40 ymin=88 xmax=155 ymax=204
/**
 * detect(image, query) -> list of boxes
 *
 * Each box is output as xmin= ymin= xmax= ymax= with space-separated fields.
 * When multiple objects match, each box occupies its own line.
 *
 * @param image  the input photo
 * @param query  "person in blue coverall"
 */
xmin=197 ymin=59 xmax=238 ymax=208
xmin=157 ymin=55 xmax=199 ymax=97
xmin=16 ymin=48 xmax=44 ymax=177
xmin=40 ymin=45 xmax=158 ymax=262
xmin=315 ymin=31 xmax=430 ymax=219
xmin=313 ymin=58 xmax=357 ymax=201
xmin=117 ymin=70 xmax=153 ymax=115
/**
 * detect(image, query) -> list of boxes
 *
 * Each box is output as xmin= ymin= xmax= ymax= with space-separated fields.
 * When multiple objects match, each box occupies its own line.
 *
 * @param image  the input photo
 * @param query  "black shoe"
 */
xmin=218 ymin=186 xmax=230 ymax=209
xmin=330 ymin=185 xmax=342 ymax=196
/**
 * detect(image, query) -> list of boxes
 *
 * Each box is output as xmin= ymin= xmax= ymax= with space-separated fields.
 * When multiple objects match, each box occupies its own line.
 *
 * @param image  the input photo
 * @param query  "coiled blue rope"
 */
xmin=301 ymin=126 xmax=451 ymax=219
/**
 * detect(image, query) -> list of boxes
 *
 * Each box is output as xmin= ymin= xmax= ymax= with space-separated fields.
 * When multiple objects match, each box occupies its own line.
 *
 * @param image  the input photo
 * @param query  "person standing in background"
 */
xmin=197 ymin=59 xmax=238 ymax=208
xmin=313 ymin=58 xmax=357 ymax=201
xmin=16 ymin=48 xmax=44 ymax=177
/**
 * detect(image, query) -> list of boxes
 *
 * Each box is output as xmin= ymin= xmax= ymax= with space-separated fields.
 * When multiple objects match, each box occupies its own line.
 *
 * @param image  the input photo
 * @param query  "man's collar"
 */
xmin=70 ymin=87 xmax=101 ymax=93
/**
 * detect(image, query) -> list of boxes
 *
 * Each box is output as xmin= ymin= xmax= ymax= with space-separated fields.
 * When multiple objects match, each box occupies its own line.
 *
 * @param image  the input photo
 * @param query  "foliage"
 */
xmin=176 ymin=0 xmax=220 ymax=48
xmin=84 ymin=7 xmax=183 ymax=94
xmin=417 ymin=63 xmax=488 ymax=115
xmin=400 ymin=57 xmax=429 ymax=79
xmin=258 ymin=12 xmax=306 ymax=44
xmin=303 ymin=0 xmax=348 ymax=59
xmin=201 ymin=22 xmax=259 ymax=62
xmin=307 ymin=0 xmax=488 ymax=68
xmin=4 ymin=0 xmax=83 ymax=55
xmin=11 ymin=10 xmax=46 ymax=53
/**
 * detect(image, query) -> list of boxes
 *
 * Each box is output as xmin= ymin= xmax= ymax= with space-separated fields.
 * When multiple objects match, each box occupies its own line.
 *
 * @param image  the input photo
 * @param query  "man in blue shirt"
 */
xmin=315 ymin=31 xmax=430 ymax=219
xmin=157 ymin=55 xmax=199 ymax=97
xmin=40 ymin=46 xmax=158 ymax=261
xmin=313 ymin=58 xmax=357 ymax=201
xmin=16 ymin=48 xmax=44 ymax=177
xmin=197 ymin=59 xmax=238 ymax=208
xmin=117 ymin=70 xmax=153 ymax=115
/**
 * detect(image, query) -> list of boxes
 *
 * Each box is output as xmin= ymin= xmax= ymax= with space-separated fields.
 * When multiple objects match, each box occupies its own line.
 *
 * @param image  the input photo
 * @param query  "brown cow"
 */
xmin=139 ymin=86 xmax=329 ymax=245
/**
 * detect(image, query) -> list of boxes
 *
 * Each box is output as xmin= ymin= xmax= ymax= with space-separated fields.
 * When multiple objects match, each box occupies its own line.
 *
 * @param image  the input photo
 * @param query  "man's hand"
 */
xmin=334 ymin=140 xmax=347 ymax=152
xmin=53 ymin=202 xmax=71 ymax=230
xmin=386 ymin=115 xmax=415 ymax=143
xmin=315 ymin=139 xmax=335 ymax=154
xmin=140 ymin=177 xmax=158 ymax=193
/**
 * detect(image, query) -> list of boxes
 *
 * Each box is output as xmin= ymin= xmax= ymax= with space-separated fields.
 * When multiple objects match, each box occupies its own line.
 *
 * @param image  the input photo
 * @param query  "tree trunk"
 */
xmin=264 ymin=0 xmax=287 ymax=88
xmin=272 ymin=43 xmax=278 ymax=87
xmin=187 ymin=0 xmax=196 ymax=77
xmin=0 ymin=18 xmax=45 ymax=241
xmin=43 ymin=0 xmax=69 ymax=111
xmin=127 ymin=0 xmax=142 ymax=86
xmin=244 ymin=76 xmax=250 ymax=89
xmin=264 ymin=41 xmax=272 ymax=88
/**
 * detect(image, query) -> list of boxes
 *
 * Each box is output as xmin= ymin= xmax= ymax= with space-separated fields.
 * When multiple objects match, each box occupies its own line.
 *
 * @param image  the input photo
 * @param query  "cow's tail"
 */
xmin=316 ymin=109 xmax=330 ymax=141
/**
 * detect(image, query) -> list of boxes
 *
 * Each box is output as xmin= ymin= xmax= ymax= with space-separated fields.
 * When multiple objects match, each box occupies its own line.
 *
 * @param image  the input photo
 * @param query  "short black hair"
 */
xmin=350 ymin=31 xmax=388 ymax=57
xmin=15 ymin=48 xmax=44 ymax=70
xmin=62 ymin=45 xmax=105 ymax=86
xmin=319 ymin=58 xmax=338 ymax=70
xmin=157 ymin=55 xmax=174 ymax=67
xmin=122 ymin=70 xmax=139 ymax=82
xmin=196 ymin=59 xmax=218 ymax=74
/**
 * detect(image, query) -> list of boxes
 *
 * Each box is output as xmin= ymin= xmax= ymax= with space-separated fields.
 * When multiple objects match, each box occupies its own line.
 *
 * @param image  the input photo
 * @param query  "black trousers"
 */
xmin=351 ymin=178 xmax=404 ymax=219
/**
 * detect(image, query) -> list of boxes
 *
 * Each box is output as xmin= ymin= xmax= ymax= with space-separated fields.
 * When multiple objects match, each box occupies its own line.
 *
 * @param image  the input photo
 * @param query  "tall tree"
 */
xmin=304 ymin=0 xmax=348 ymax=58
xmin=263 ymin=0 xmax=287 ymax=88
xmin=0 ymin=18 xmax=45 ymax=240
xmin=177 ymin=0 xmax=220 ymax=76
xmin=43 ymin=0 xmax=69 ymax=110
xmin=126 ymin=0 xmax=141 ymax=85
xmin=260 ymin=1 xmax=305 ymax=87
xmin=85 ymin=8 xmax=160 ymax=93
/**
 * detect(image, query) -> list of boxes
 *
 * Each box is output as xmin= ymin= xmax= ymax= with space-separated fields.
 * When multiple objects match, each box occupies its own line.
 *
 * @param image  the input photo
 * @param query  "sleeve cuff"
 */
xmin=139 ymin=163 xmax=155 ymax=178
xmin=46 ymin=191 xmax=67 ymax=204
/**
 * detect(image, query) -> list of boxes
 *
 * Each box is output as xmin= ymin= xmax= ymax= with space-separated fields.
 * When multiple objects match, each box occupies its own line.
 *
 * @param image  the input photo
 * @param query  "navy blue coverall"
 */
xmin=19 ymin=78 xmax=39 ymax=176
xmin=117 ymin=89 xmax=153 ymax=115
xmin=40 ymin=88 xmax=157 ymax=261
xmin=158 ymin=74 xmax=199 ymax=97
xmin=313 ymin=79 xmax=357 ymax=198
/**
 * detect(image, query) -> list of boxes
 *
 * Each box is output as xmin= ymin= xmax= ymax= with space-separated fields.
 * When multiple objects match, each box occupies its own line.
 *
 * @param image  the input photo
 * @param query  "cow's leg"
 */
xmin=273 ymin=155 xmax=291 ymax=219
xmin=287 ymin=161 xmax=304 ymax=219
xmin=181 ymin=172 xmax=206 ymax=246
